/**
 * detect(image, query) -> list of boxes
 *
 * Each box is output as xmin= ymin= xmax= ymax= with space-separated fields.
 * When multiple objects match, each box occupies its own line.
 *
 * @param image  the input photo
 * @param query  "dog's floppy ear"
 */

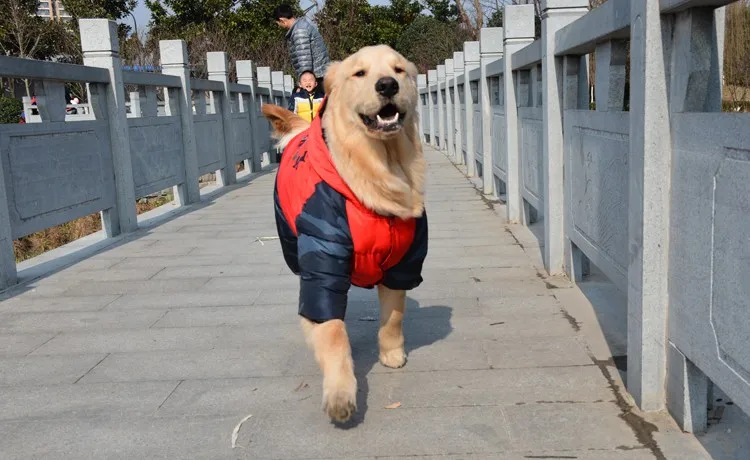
xmin=261 ymin=104 xmax=309 ymax=149
xmin=405 ymin=60 xmax=419 ymax=79
xmin=323 ymin=61 xmax=341 ymax=94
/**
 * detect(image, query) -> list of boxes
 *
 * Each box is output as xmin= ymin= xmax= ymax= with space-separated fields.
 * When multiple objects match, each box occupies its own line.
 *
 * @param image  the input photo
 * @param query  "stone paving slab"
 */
xmin=0 ymin=294 xmax=120 ymax=314
xmin=0 ymin=147 xmax=696 ymax=459
xmin=155 ymin=367 xmax=614 ymax=417
xmin=0 ymin=332 xmax=56 ymax=356
xmin=105 ymin=290 xmax=262 ymax=310
xmin=0 ymin=309 xmax=167 ymax=333
xmin=0 ymin=380 xmax=179 ymax=421
xmin=0 ymin=353 xmax=107 ymax=386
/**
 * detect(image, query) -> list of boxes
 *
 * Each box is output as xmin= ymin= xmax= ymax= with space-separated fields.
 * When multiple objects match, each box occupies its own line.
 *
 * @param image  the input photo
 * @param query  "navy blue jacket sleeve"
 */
xmin=295 ymin=183 xmax=353 ymax=322
xmin=382 ymin=211 xmax=428 ymax=291
xmin=274 ymin=184 xmax=299 ymax=275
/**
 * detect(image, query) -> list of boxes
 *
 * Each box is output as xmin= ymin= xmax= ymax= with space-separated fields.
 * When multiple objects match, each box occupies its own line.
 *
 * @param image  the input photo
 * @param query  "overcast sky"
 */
xmin=122 ymin=0 xmax=393 ymax=34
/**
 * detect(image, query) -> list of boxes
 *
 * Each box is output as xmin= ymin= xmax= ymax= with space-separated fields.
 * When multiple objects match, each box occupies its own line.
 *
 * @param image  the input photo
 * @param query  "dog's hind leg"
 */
xmin=300 ymin=318 xmax=357 ymax=423
xmin=377 ymin=285 xmax=407 ymax=368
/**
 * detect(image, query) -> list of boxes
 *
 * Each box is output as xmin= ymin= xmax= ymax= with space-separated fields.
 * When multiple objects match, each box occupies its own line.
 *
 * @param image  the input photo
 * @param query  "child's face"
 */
xmin=299 ymin=74 xmax=317 ymax=92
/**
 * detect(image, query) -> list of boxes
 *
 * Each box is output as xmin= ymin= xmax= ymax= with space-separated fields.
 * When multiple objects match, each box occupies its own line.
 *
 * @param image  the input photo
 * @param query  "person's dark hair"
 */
xmin=273 ymin=4 xmax=295 ymax=20
xmin=299 ymin=70 xmax=316 ymax=80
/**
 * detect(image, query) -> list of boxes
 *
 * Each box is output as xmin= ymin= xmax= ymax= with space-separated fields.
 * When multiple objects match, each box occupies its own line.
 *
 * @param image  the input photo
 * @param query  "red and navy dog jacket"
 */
xmin=273 ymin=99 xmax=428 ymax=323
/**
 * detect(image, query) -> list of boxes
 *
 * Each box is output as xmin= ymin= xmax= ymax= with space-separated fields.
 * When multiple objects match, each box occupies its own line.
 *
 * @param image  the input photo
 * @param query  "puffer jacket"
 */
xmin=273 ymin=98 xmax=428 ymax=323
xmin=285 ymin=17 xmax=330 ymax=79
xmin=287 ymin=85 xmax=325 ymax=122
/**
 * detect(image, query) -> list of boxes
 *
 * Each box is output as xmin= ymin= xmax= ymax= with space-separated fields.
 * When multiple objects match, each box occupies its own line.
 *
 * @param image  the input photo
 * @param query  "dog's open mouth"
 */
xmin=359 ymin=104 xmax=405 ymax=132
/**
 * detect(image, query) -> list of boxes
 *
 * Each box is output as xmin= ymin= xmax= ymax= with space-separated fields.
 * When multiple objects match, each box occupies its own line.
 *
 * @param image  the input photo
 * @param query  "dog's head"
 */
xmin=323 ymin=45 xmax=419 ymax=140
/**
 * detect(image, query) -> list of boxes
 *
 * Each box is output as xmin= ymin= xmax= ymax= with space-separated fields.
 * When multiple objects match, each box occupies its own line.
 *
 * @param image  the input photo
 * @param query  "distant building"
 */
xmin=36 ymin=1 xmax=72 ymax=21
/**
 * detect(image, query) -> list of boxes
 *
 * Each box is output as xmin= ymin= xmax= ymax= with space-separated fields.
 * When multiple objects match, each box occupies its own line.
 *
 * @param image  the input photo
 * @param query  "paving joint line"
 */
xmin=24 ymin=332 xmax=60 ymax=356
xmin=155 ymin=380 xmax=184 ymax=411
xmin=73 ymin=353 xmax=111 ymax=384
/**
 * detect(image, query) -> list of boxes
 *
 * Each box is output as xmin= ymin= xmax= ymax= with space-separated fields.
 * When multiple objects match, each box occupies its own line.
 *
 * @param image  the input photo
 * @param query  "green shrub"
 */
xmin=0 ymin=96 xmax=24 ymax=124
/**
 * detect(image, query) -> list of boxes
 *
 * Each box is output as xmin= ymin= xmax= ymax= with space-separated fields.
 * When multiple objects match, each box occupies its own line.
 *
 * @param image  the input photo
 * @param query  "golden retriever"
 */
xmin=261 ymin=45 xmax=426 ymax=424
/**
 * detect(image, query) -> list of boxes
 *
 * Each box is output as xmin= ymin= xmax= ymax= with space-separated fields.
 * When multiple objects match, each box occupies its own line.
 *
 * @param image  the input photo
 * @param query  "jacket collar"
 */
xmin=305 ymin=97 xmax=360 ymax=206
xmin=285 ymin=17 xmax=305 ymax=38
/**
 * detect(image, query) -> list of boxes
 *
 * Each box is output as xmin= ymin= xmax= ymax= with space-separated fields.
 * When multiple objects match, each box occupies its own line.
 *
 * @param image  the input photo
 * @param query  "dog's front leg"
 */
xmin=300 ymin=317 xmax=357 ymax=423
xmin=377 ymin=285 xmax=407 ymax=368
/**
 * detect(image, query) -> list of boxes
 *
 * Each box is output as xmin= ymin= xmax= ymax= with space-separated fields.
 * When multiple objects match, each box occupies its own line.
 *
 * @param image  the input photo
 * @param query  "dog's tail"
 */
xmin=261 ymin=104 xmax=310 ymax=151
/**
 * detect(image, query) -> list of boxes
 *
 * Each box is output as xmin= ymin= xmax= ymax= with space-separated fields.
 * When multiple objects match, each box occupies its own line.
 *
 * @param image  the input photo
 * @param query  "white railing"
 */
xmin=418 ymin=0 xmax=748 ymax=435
xmin=0 ymin=19 xmax=292 ymax=290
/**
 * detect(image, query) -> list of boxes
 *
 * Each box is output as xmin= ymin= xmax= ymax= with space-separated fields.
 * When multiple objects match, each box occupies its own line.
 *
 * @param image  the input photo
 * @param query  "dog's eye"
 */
xmin=394 ymin=67 xmax=404 ymax=74
xmin=353 ymin=70 xmax=366 ymax=77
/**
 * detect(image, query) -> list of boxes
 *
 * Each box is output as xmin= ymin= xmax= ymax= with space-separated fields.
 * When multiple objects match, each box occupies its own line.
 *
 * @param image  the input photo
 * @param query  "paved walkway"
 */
xmin=0 ymin=148 xmax=705 ymax=459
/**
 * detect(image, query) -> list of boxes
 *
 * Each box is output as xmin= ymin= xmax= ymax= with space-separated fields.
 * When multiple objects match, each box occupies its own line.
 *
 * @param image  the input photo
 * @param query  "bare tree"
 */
xmin=0 ymin=0 xmax=68 ymax=96
xmin=0 ymin=0 xmax=46 ymax=60
xmin=724 ymin=1 xmax=750 ymax=110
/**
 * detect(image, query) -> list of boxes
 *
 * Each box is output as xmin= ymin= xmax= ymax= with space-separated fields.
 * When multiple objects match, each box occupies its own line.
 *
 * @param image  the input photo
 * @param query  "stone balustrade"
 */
xmin=0 ymin=19 xmax=291 ymax=290
xmin=418 ymin=0 xmax=748 ymax=434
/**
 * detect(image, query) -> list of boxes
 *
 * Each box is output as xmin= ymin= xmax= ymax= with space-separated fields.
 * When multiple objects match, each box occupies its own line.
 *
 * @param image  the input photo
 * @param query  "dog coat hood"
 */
xmin=273 ymin=98 xmax=428 ymax=323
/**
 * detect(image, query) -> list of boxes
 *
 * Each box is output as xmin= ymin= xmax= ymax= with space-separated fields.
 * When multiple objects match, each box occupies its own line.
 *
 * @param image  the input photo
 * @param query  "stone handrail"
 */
xmin=0 ymin=19 xmax=292 ymax=291
xmin=419 ymin=0 xmax=747 ymax=435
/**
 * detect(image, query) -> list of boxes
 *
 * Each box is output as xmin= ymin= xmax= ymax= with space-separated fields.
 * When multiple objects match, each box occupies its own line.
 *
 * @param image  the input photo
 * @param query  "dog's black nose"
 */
xmin=375 ymin=77 xmax=399 ymax=98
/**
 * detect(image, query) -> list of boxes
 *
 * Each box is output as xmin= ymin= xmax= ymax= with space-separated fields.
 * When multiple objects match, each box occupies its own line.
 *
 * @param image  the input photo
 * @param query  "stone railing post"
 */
xmin=504 ymin=5 xmax=536 ymax=223
xmin=628 ymin=0 xmax=670 ymax=415
xmin=661 ymin=6 xmax=726 ymax=433
xmin=207 ymin=51 xmax=237 ymax=186
xmin=160 ymin=39 xmax=201 ymax=206
xmin=541 ymin=0 xmax=588 ymax=274
xmin=417 ymin=73 xmax=430 ymax=143
xmin=236 ymin=60 xmax=262 ymax=172
xmin=284 ymin=74 xmax=294 ymax=99
xmin=463 ymin=41 xmax=480 ymax=177
xmin=272 ymin=71 xmax=286 ymax=161
xmin=453 ymin=52 xmax=465 ymax=165
xmin=417 ymin=74 xmax=427 ymax=143
xmin=480 ymin=27 xmax=504 ymax=196
xmin=427 ymin=69 xmax=437 ymax=148
xmin=0 ymin=151 xmax=15 ymax=288
xmin=444 ymin=59 xmax=455 ymax=160
xmin=285 ymin=74 xmax=295 ymax=112
xmin=437 ymin=65 xmax=446 ymax=151
xmin=257 ymin=66 xmax=272 ymax=97
xmin=256 ymin=67 xmax=273 ymax=164
xmin=80 ymin=19 xmax=137 ymax=236
xmin=129 ymin=91 xmax=141 ymax=118
xmin=271 ymin=71 xmax=284 ymax=105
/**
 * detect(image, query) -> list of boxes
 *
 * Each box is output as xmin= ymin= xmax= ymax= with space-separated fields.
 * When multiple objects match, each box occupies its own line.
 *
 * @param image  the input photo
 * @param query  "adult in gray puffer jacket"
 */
xmin=273 ymin=4 xmax=330 ymax=84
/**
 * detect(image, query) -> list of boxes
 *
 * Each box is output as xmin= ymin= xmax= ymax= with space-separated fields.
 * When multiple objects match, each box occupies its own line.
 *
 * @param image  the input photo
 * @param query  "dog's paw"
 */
xmin=322 ymin=376 xmax=357 ymax=423
xmin=379 ymin=347 xmax=407 ymax=368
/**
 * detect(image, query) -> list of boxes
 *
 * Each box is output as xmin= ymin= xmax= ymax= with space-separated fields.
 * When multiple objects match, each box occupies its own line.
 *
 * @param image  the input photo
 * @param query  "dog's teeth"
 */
xmin=376 ymin=113 xmax=399 ymax=125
